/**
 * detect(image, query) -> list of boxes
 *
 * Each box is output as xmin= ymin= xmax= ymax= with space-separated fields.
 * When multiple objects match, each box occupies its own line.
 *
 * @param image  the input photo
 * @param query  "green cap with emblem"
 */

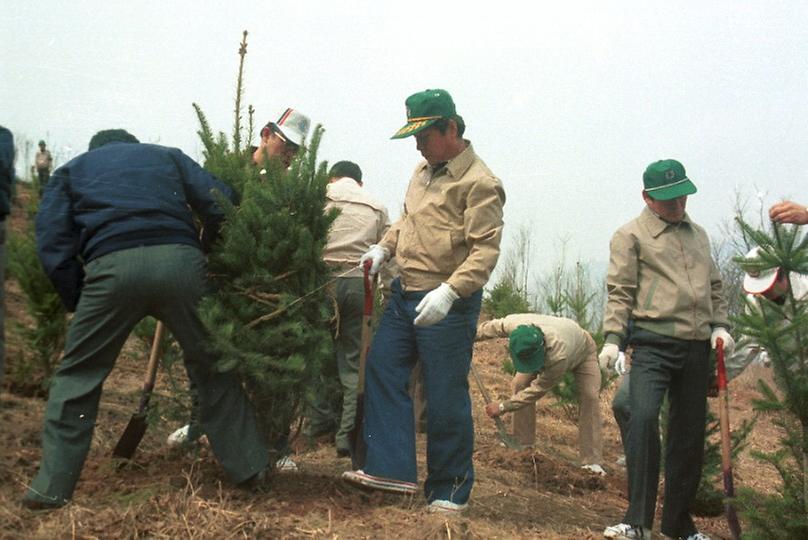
xmin=642 ymin=159 xmax=697 ymax=200
xmin=508 ymin=325 xmax=545 ymax=374
xmin=391 ymin=89 xmax=461 ymax=139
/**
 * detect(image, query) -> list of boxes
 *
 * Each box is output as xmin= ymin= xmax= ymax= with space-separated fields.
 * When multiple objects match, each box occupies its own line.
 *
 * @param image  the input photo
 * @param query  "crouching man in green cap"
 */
xmin=600 ymin=159 xmax=732 ymax=540
xmin=478 ymin=315 xmax=604 ymax=475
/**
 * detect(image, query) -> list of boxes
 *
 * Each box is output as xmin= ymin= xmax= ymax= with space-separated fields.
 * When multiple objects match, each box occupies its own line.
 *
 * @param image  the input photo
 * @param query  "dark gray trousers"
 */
xmin=623 ymin=328 xmax=709 ymax=538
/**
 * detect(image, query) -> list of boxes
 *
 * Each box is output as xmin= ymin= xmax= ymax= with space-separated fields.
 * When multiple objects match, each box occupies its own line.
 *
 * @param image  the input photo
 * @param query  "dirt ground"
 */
xmin=0 ymin=191 xmax=784 ymax=539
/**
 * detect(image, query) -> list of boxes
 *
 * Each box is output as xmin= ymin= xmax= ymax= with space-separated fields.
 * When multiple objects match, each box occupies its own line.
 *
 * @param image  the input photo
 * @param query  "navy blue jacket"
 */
xmin=36 ymin=142 xmax=235 ymax=311
xmin=0 ymin=126 xmax=14 ymax=221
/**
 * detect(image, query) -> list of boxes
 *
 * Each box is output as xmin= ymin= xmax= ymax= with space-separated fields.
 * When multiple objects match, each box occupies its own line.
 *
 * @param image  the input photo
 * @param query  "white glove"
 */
xmin=359 ymin=244 xmax=389 ymax=275
xmin=414 ymin=283 xmax=459 ymax=327
xmin=711 ymin=327 xmax=735 ymax=354
xmin=615 ymin=352 xmax=628 ymax=376
xmin=598 ymin=343 xmax=619 ymax=373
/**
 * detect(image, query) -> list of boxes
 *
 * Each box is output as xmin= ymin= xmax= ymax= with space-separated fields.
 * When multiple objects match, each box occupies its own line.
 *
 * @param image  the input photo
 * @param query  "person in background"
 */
xmin=306 ymin=160 xmax=389 ymax=457
xmin=477 ymin=315 xmax=604 ymax=475
xmin=599 ymin=159 xmax=732 ymax=540
xmin=23 ymin=129 xmax=268 ymax=510
xmin=34 ymin=139 xmax=52 ymax=195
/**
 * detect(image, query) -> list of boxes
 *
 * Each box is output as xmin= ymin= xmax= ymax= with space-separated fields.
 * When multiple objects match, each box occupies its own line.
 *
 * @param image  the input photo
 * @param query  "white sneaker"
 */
xmin=682 ymin=533 xmax=711 ymax=540
xmin=275 ymin=456 xmax=299 ymax=472
xmin=581 ymin=463 xmax=607 ymax=476
xmin=603 ymin=523 xmax=650 ymax=540
xmin=428 ymin=499 xmax=468 ymax=513
xmin=167 ymin=424 xmax=191 ymax=446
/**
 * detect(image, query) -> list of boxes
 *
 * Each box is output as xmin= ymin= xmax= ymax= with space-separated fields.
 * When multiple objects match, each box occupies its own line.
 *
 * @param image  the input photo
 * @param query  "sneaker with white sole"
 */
xmin=603 ymin=523 xmax=650 ymax=540
xmin=166 ymin=424 xmax=204 ymax=447
xmin=681 ymin=533 xmax=711 ymax=540
xmin=275 ymin=456 xmax=299 ymax=472
xmin=341 ymin=469 xmax=417 ymax=495
xmin=428 ymin=499 xmax=468 ymax=513
xmin=581 ymin=463 xmax=607 ymax=476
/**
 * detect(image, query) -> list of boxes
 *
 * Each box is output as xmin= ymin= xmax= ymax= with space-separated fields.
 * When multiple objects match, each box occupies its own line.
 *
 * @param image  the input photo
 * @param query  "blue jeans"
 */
xmin=363 ymin=278 xmax=481 ymax=504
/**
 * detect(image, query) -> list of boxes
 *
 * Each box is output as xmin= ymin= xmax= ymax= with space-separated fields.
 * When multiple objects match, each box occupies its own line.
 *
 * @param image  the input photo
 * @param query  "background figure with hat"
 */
xmin=476 ymin=314 xmax=604 ymax=475
xmin=23 ymin=129 xmax=268 ymax=509
xmin=304 ymin=160 xmax=390 ymax=458
xmin=34 ymin=139 xmax=52 ymax=196
xmin=770 ymin=200 xmax=808 ymax=225
xmin=342 ymin=89 xmax=505 ymax=513
xmin=599 ymin=159 xmax=732 ymax=540
xmin=166 ymin=107 xmax=311 ymax=473
xmin=0 ymin=126 xmax=14 ymax=389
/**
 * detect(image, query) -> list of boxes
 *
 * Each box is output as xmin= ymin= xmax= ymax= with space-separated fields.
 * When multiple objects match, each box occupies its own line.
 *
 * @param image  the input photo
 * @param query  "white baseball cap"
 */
xmin=269 ymin=108 xmax=310 ymax=147
xmin=742 ymin=247 xmax=780 ymax=294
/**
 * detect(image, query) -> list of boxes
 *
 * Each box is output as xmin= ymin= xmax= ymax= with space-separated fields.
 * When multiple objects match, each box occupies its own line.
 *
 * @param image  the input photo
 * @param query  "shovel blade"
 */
xmin=348 ymin=393 xmax=367 ymax=470
xmin=112 ymin=413 xmax=148 ymax=459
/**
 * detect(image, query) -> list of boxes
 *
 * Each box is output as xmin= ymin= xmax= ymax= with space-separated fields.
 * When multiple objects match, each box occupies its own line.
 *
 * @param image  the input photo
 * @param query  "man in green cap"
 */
xmin=342 ymin=89 xmax=505 ymax=513
xmin=600 ymin=159 xmax=732 ymax=540
xmin=477 ymin=315 xmax=604 ymax=475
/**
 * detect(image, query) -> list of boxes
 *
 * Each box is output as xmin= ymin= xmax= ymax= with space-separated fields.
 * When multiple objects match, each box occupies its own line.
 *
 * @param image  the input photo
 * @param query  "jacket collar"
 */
xmin=640 ymin=206 xmax=692 ymax=238
xmin=419 ymin=140 xmax=476 ymax=180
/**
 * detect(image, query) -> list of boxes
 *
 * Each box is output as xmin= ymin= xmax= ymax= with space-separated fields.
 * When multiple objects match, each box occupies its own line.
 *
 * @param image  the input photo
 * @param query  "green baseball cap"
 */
xmin=391 ymin=89 xmax=459 ymax=139
xmin=508 ymin=325 xmax=545 ymax=374
xmin=642 ymin=159 xmax=698 ymax=200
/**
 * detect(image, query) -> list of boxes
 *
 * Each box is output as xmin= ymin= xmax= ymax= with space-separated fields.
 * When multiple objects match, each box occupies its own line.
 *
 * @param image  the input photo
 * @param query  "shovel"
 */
xmin=113 ymin=321 xmax=165 ymax=459
xmin=470 ymin=363 xmax=527 ymax=450
xmin=348 ymin=261 xmax=374 ymax=469
xmin=716 ymin=337 xmax=742 ymax=540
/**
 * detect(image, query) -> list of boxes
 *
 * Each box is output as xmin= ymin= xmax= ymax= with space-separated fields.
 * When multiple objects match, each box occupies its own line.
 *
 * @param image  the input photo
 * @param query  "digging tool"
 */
xmin=470 ymin=363 xmax=527 ymax=450
xmin=716 ymin=337 xmax=743 ymax=540
xmin=348 ymin=260 xmax=374 ymax=469
xmin=113 ymin=321 xmax=165 ymax=459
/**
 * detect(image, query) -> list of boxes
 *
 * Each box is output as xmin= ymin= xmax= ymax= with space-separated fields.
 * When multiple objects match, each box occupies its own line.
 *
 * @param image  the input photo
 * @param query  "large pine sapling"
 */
xmin=193 ymin=31 xmax=336 ymax=463
xmin=732 ymin=218 xmax=808 ymax=538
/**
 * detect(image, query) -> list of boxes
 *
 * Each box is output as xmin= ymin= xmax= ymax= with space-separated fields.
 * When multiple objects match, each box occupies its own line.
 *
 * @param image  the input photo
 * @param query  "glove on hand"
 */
xmin=414 ymin=283 xmax=459 ymax=327
xmin=710 ymin=327 xmax=735 ymax=355
xmin=598 ymin=343 xmax=619 ymax=373
xmin=359 ymin=244 xmax=389 ymax=275
xmin=614 ymin=352 xmax=628 ymax=376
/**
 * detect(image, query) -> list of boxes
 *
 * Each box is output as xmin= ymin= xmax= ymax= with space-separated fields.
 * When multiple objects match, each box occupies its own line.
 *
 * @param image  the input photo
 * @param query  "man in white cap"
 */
xmin=253 ymin=108 xmax=311 ymax=169
xmin=168 ymin=107 xmax=311 ymax=472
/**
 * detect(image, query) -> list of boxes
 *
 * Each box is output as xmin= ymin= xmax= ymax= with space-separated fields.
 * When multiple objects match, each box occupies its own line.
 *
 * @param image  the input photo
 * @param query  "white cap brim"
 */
xmin=743 ymin=268 xmax=778 ymax=295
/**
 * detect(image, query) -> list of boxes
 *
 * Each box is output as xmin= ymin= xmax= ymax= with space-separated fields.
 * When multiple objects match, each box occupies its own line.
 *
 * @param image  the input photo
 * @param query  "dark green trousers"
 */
xmin=623 ymin=328 xmax=709 ymax=538
xmin=306 ymin=277 xmax=363 ymax=451
xmin=25 ymin=244 xmax=268 ymax=506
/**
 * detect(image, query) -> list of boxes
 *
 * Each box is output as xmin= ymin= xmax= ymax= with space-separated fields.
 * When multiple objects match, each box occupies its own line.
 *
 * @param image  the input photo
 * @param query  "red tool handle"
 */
xmin=363 ymin=259 xmax=373 ymax=316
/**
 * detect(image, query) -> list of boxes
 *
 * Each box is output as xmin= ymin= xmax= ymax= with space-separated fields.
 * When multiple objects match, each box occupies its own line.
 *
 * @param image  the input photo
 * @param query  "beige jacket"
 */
xmin=379 ymin=143 xmax=505 ymax=297
xmin=476 ymin=314 xmax=595 ymax=411
xmin=35 ymin=149 xmax=52 ymax=171
xmin=603 ymin=207 xmax=730 ymax=345
xmin=324 ymin=177 xmax=390 ymax=278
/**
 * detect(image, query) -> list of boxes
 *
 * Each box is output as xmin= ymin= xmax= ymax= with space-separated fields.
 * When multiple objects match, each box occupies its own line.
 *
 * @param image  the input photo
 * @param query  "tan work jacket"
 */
xmin=476 ymin=313 xmax=594 ymax=411
xmin=324 ymin=177 xmax=390 ymax=278
xmin=35 ymin=150 xmax=52 ymax=171
xmin=603 ymin=207 xmax=729 ymax=346
xmin=379 ymin=142 xmax=505 ymax=297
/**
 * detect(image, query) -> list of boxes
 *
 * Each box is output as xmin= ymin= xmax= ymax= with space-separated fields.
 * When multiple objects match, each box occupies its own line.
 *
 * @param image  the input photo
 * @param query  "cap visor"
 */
xmin=647 ymin=179 xmax=698 ymax=200
xmin=390 ymin=118 xmax=439 ymax=139
xmin=743 ymin=270 xmax=778 ymax=295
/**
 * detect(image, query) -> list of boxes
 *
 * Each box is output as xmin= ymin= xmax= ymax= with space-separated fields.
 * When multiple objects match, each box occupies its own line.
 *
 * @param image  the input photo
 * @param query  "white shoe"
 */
xmin=167 ymin=424 xmax=191 ymax=446
xmin=275 ymin=456 xmax=299 ymax=472
xmin=682 ymin=533 xmax=711 ymax=540
xmin=603 ymin=523 xmax=650 ymax=539
xmin=428 ymin=499 xmax=468 ymax=513
xmin=581 ymin=463 xmax=606 ymax=476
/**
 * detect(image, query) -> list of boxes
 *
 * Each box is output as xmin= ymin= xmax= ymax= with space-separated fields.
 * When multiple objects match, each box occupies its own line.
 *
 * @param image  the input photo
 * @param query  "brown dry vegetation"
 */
xmin=0 ymin=190 xmax=784 ymax=539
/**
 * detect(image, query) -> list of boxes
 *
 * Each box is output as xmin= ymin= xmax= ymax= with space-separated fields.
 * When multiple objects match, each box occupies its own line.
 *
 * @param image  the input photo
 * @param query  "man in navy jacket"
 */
xmin=23 ymin=129 xmax=268 ymax=510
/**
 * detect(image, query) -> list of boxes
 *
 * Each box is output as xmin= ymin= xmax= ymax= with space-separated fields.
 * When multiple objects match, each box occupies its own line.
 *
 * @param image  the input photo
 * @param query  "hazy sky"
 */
xmin=3 ymin=1 xmax=808 ymax=282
